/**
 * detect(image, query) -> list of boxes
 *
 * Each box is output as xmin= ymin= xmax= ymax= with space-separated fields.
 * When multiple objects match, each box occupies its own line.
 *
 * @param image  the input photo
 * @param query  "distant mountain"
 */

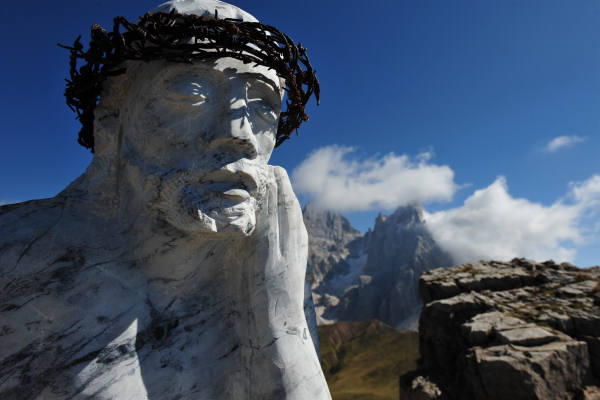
xmin=303 ymin=203 xmax=364 ymax=289
xmin=304 ymin=203 xmax=454 ymax=329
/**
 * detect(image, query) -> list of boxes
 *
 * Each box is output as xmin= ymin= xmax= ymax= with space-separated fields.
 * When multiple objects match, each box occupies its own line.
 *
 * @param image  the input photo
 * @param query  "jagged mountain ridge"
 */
xmin=303 ymin=203 xmax=364 ymax=289
xmin=304 ymin=203 xmax=454 ymax=329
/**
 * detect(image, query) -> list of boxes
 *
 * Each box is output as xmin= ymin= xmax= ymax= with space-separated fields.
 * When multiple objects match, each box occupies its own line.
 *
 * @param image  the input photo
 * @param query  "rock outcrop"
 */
xmin=400 ymin=258 xmax=600 ymax=400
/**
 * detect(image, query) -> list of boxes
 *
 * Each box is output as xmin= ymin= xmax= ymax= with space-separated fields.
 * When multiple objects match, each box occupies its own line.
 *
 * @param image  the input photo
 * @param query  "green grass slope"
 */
xmin=318 ymin=320 xmax=419 ymax=400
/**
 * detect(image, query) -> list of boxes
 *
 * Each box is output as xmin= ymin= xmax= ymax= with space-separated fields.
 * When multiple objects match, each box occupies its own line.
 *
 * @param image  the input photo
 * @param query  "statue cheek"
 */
xmin=254 ymin=132 xmax=276 ymax=161
xmin=129 ymin=97 xmax=218 ymax=158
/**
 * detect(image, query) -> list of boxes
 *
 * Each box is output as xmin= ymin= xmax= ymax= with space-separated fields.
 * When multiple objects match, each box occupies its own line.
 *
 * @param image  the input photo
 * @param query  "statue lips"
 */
xmin=151 ymin=163 xmax=263 ymax=234
xmin=200 ymin=183 xmax=252 ymax=221
xmin=183 ymin=168 xmax=260 ymax=224
xmin=196 ymin=168 xmax=259 ymax=196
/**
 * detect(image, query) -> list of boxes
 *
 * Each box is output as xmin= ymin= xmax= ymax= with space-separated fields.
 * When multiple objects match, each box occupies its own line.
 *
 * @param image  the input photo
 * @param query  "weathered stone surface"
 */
xmin=466 ymin=341 xmax=590 ymax=400
xmin=583 ymin=385 xmax=600 ymax=400
xmin=419 ymin=292 xmax=494 ymax=372
xmin=403 ymin=258 xmax=600 ymax=400
xmin=461 ymin=311 xmax=527 ymax=346
xmin=399 ymin=374 xmax=442 ymax=400
xmin=495 ymin=326 xmax=558 ymax=346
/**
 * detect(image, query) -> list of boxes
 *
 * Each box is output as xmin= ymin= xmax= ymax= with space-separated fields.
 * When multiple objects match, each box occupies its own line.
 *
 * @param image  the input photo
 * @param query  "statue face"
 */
xmin=122 ymin=58 xmax=282 ymax=236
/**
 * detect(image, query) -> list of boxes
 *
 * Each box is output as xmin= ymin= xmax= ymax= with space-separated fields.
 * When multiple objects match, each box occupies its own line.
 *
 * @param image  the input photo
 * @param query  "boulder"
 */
xmin=402 ymin=258 xmax=600 ymax=399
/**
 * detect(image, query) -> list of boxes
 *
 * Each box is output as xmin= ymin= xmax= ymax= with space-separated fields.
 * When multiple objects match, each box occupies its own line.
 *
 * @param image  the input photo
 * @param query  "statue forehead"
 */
xmin=136 ymin=58 xmax=281 ymax=94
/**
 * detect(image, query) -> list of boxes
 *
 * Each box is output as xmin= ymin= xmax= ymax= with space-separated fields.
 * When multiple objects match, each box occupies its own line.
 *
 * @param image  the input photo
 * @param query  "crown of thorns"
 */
xmin=60 ymin=10 xmax=320 ymax=152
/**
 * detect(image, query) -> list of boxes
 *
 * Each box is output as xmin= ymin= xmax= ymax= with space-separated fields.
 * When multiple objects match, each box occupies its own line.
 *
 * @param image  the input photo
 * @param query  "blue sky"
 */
xmin=1 ymin=0 xmax=598 ymax=266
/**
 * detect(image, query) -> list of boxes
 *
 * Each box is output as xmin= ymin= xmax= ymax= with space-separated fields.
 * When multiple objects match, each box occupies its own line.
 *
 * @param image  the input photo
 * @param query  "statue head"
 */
xmin=64 ymin=0 xmax=319 ymax=237
xmin=117 ymin=58 xmax=281 ymax=236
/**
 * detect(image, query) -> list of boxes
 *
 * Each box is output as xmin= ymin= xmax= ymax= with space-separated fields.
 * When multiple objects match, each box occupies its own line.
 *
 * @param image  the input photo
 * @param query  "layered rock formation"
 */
xmin=306 ymin=204 xmax=453 ymax=329
xmin=401 ymin=258 xmax=600 ymax=400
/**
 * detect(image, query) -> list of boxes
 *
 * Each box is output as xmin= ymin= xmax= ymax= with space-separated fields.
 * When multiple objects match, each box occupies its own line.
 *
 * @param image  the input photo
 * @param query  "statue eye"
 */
xmin=167 ymin=80 xmax=211 ymax=106
xmin=251 ymin=101 xmax=277 ymax=124
xmin=246 ymin=79 xmax=280 ymax=126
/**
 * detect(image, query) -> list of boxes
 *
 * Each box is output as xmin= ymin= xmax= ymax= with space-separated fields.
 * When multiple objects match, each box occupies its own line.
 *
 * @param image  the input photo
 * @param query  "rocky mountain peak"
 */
xmin=371 ymin=203 xmax=426 ymax=236
xmin=302 ymin=203 xmax=364 ymax=288
xmin=303 ymin=202 xmax=361 ymax=244
xmin=388 ymin=202 xmax=424 ymax=227
xmin=365 ymin=203 xmax=450 ymax=276
xmin=375 ymin=212 xmax=387 ymax=226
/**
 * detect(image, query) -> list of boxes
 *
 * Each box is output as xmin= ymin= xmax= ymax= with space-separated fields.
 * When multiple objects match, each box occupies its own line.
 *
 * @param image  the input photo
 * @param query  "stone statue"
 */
xmin=0 ymin=1 xmax=330 ymax=399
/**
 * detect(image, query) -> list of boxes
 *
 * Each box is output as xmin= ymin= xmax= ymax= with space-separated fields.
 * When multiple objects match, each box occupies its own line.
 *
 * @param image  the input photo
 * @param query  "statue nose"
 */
xmin=210 ymin=97 xmax=258 ymax=159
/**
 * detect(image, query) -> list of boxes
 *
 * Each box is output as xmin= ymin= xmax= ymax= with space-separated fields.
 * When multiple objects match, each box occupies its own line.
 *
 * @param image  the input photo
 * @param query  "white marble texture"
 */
xmin=152 ymin=0 xmax=258 ymax=22
xmin=0 ymin=2 xmax=329 ymax=399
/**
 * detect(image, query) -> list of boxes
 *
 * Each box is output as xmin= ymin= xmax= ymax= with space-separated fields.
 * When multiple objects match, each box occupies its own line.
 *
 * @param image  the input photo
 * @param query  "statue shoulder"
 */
xmin=0 ymin=196 xmax=66 ymax=267
xmin=0 ymin=197 xmax=65 ymax=233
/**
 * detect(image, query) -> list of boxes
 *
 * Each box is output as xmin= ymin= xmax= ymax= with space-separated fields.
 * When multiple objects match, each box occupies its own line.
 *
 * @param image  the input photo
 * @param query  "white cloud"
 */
xmin=425 ymin=175 xmax=600 ymax=264
xmin=571 ymin=175 xmax=600 ymax=208
xmin=292 ymin=145 xmax=458 ymax=212
xmin=292 ymin=145 xmax=600 ymax=264
xmin=544 ymin=135 xmax=586 ymax=153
